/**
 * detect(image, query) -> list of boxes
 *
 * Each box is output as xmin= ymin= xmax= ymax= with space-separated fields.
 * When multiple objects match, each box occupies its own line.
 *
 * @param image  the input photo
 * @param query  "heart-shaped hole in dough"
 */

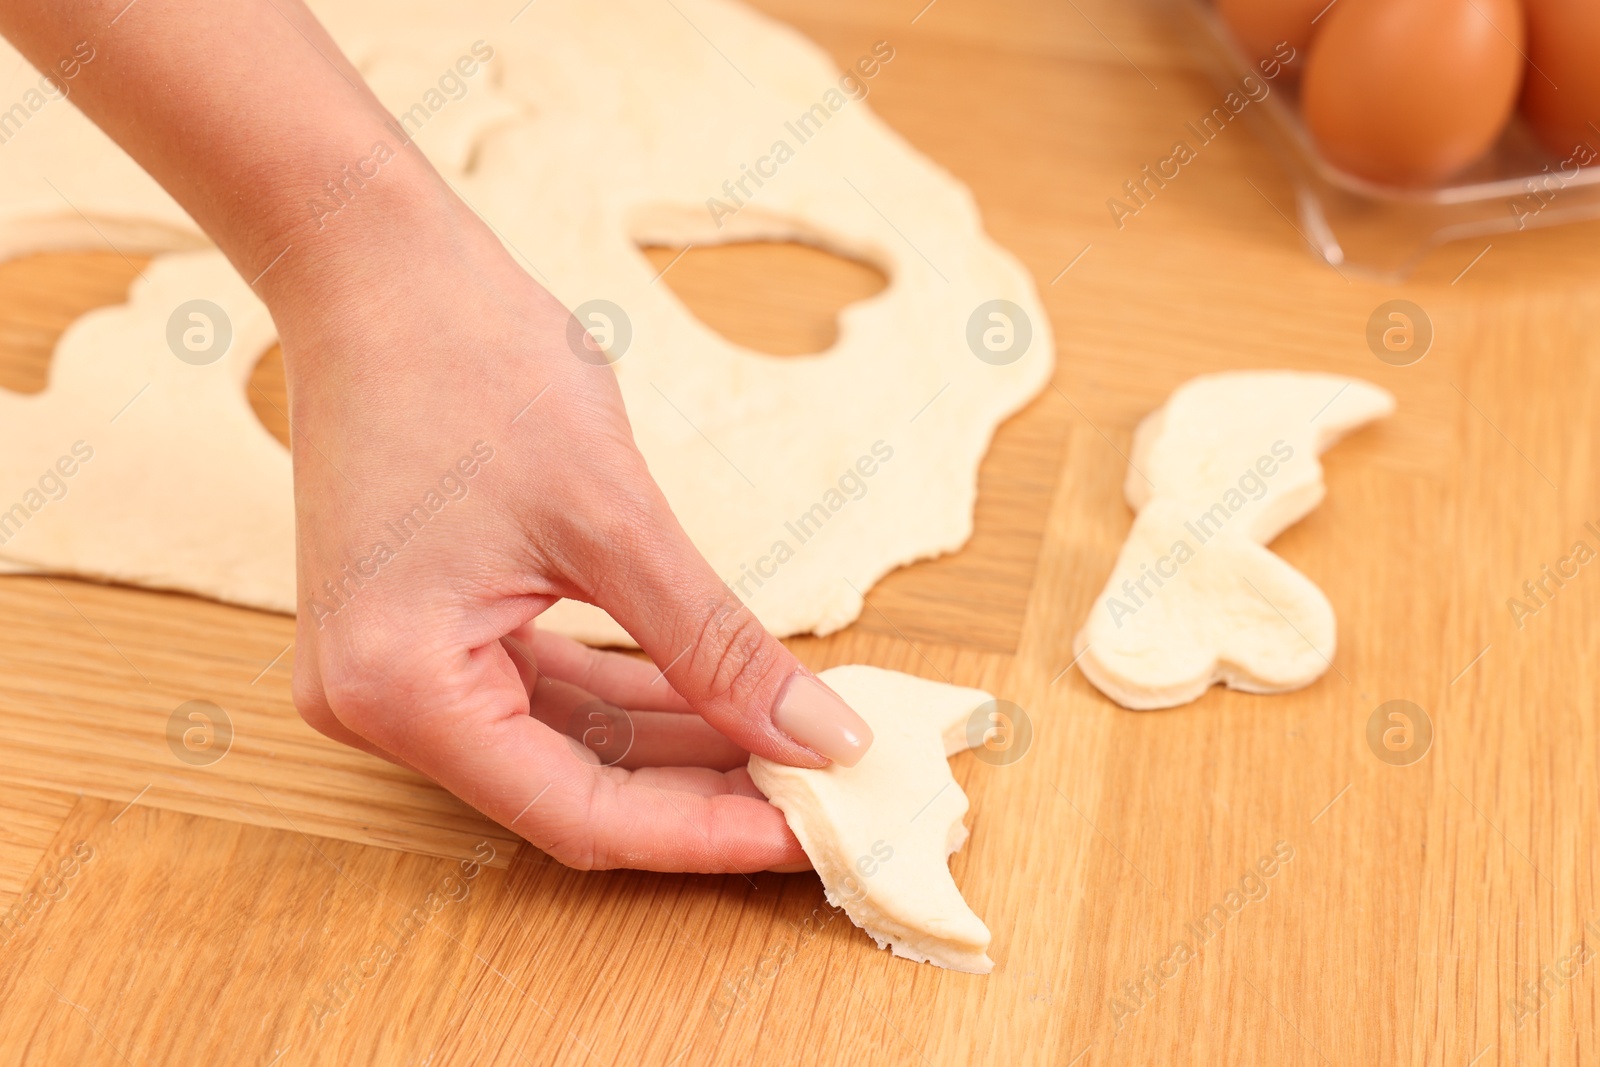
xmin=637 ymin=240 xmax=886 ymax=357
xmin=246 ymin=346 xmax=291 ymax=450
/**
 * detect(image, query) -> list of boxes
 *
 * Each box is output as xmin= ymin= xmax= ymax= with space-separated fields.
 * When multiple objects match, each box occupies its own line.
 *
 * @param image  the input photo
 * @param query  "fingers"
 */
xmin=585 ymin=498 xmax=873 ymax=770
xmin=578 ymin=773 xmax=806 ymax=872
xmin=598 ymin=764 xmax=769 ymax=799
xmin=291 ymin=634 xmax=425 ymax=774
xmin=518 ymin=666 xmax=751 ymax=770
xmin=321 ymin=637 xmax=805 ymax=872
xmin=510 ymin=625 xmax=694 ymax=713
xmin=608 ymin=711 xmax=749 ymax=771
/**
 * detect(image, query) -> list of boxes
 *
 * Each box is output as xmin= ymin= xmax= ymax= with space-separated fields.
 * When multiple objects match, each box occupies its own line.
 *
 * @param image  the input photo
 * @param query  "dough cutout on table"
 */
xmin=0 ymin=0 xmax=1052 ymax=648
xmin=1074 ymin=371 xmax=1394 ymax=710
xmin=748 ymin=665 xmax=995 ymax=973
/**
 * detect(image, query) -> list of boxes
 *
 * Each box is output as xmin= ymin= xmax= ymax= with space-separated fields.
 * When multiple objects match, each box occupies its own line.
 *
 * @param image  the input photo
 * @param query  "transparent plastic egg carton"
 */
xmin=1176 ymin=0 xmax=1600 ymax=280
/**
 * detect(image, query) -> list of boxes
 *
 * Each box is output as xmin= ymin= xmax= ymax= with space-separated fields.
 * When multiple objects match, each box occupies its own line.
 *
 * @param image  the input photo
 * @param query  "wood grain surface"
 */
xmin=3 ymin=0 xmax=1600 ymax=1064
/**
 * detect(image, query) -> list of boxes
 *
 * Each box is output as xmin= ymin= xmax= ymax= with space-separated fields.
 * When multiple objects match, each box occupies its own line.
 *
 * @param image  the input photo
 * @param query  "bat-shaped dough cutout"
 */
xmin=1075 ymin=372 xmax=1394 ymax=710
xmin=749 ymin=665 xmax=995 ymax=973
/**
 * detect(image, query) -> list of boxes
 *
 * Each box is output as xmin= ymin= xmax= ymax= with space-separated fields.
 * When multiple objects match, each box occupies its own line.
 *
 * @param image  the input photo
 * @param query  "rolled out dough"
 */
xmin=0 ymin=253 xmax=292 ymax=608
xmin=0 ymin=0 xmax=1052 ymax=646
xmin=1074 ymin=372 xmax=1394 ymax=710
xmin=748 ymin=665 xmax=995 ymax=973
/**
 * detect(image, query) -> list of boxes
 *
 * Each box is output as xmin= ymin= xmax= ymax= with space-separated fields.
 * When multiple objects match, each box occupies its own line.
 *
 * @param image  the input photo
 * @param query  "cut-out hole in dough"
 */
xmin=0 ymin=0 xmax=1055 ymax=642
xmin=0 ymin=253 xmax=147 ymax=396
xmin=637 ymin=241 xmax=886 ymax=357
xmin=247 ymin=346 xmax=292 ymax=449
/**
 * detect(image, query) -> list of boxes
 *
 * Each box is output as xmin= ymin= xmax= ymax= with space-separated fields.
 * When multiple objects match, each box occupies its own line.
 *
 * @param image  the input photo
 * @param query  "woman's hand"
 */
xmin=0 ymin=0 xmax=872 ymax=871
xmin=274 ymin=184 xmax=872 ymax=872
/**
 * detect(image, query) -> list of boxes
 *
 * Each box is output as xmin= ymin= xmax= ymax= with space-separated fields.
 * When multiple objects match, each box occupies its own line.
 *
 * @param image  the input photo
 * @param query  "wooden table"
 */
xmin=3 ymin=1 xmax=1599 ymax=1063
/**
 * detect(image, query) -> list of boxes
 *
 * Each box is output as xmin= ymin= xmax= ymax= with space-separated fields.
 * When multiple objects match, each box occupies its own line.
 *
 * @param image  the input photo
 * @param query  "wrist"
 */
xmin=248 ymin=144 xmax=483 ymax=327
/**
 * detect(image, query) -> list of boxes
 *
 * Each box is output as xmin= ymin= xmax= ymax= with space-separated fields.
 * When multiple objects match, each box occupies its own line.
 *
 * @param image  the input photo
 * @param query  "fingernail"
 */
xmin=773 ymin=673 xmax=874 ymax=767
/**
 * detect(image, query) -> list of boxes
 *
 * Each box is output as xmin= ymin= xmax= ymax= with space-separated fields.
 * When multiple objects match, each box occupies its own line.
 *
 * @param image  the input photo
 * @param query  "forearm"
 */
xmin=1 ymin=2 xmax=864 ymax=869
xmin=0 ymin=0 xmax=457 ymax=310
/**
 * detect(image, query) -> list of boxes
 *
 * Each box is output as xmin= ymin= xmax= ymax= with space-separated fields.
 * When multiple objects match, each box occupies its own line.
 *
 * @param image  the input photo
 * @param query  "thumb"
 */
xmin=586 ymin=503 xmax=873 ymax=769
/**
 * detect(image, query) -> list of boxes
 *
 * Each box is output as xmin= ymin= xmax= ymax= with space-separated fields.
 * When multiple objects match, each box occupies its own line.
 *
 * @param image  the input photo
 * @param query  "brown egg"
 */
xmin=1215 ymin=0 xmax=1327 ymax=78
xmin=1520 ymin=0 xmax=1600 ymax=157
xmin=1302 ymin=0 xmax=1526 ymax=186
